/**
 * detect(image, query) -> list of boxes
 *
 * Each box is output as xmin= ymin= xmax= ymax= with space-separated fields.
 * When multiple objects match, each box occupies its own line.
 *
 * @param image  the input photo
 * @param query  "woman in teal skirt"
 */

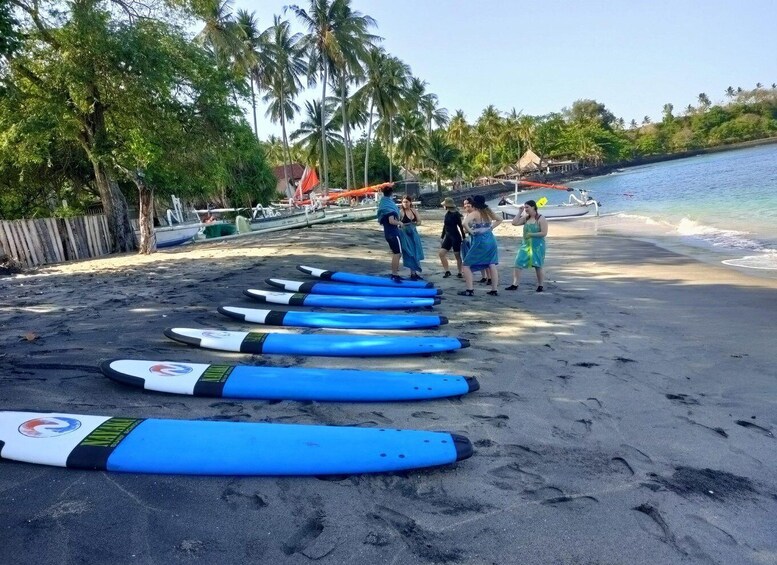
xmin=398 ymin=195 xmax=425 ymax=280
xmin=507 ymin=199 xmax=548 ymax=292
xmin=458 ymin=195 xmax=502 ymax=296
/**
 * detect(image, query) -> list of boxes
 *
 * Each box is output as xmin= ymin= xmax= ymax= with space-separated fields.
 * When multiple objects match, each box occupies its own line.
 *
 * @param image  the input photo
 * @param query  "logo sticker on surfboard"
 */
xmin=201 ymin=331 xmax=230 ymax=339
xmin=18 ymin=416 xmax=82 ymax=438
xmin=149 ymin=363 xmax=194 ymax=376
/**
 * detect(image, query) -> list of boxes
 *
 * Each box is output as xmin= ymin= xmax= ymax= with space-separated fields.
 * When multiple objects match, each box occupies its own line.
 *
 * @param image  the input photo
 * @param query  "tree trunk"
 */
xmin=340 ymin=76 xmax=351 ymax=189
xmin=280 ymin=90 xmax=293 ymax=199
xmin=91 ymin=160 xmax=136 ymax=253
xmin=320 ymin=66 xmax=329 ymax=190
xmin=137 ymin=182 xmax=155 ymax=254
xmin=250 ymin=80 xmax=259 ymax=139
xmin=389 ymin=117 xmax=393 ymax=183
xmin=364 ymin=99 xmax=374 ymax=187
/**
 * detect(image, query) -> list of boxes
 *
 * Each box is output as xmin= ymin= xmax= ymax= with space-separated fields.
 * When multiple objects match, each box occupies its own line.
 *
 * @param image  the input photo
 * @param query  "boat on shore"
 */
xmin=498 ymin=188 xmax=600 ymax=220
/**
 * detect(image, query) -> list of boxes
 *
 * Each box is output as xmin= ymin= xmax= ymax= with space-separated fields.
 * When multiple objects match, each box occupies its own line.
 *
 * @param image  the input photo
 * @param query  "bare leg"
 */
xmin=462 ymin=266 xmax=474 ymax=290
xmin=489 ymin=265 xmax=499 ymax=291
xmin=536 ymin=267 xmax=544 ymax=288
xmin=512 ymin=268 xmax=521 ymax=286
xmin=454 ymin=252 xmax=462 ymax=274
xmin=391 ymin=253 xmax=400 ymax=275
xmin=438 ymin=248 xmax=449 ymax=271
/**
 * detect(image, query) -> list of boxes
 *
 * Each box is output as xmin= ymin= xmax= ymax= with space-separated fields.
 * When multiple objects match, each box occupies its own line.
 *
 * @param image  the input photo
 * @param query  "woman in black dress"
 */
xmin=438 ymin=197 xmax=466 ymax=278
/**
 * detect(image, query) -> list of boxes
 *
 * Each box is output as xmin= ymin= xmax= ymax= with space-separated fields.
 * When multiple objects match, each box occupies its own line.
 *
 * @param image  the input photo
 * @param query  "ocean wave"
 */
xmin=722 ymin=253 xmax=777 ymax=270
xmin=676 ymin=218 xmax=768 ymax=251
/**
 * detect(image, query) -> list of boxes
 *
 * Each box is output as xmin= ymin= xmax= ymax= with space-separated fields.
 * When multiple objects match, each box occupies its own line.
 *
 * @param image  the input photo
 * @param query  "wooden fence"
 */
xmin=0 ymin=214 xmax=112 ymax=268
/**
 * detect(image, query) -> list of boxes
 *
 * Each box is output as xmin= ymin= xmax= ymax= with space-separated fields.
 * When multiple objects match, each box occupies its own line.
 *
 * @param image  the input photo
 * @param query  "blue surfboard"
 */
xmin=297 ymin=265 xmax=434 ymax=288
xmin=244 ymin=289 xmax=440 ymax=310
xmin=266 ymin=278 xmax=442 ymax=298
xmin=218 ymin=306 xmax=447 ymax=330
xmin=164 ymin=328 xmax=470 ymax=357
xmin=100 ymin=360 xmax=479 ymax=401
xmin=0 ymin=411 xmax=473 ymax=475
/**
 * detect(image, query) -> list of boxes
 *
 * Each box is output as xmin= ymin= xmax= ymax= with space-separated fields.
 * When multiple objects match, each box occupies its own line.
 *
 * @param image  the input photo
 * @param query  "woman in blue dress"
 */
xmin=459 ymin=195 xmax=502 ymax=296
xmin=507 ymin=200 xmax=548 ymax=292
xmin=398 ymin=195 xmax=425 ymax=280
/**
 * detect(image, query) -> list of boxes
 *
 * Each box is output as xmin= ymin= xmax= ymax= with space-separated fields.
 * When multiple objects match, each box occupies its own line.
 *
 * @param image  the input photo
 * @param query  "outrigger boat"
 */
xmin=496 ymin=181 xmax=600 ymax=220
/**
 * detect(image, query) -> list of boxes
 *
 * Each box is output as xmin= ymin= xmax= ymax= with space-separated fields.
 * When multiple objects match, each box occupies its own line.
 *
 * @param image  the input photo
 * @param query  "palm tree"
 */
xmin=697 ymin=93 xmax=711 ymax=110
xmin=446 ymin=109 xmax=470 ymax=153
xmin=426 ymin=131 xmax=458 ymax=195
xmin=394 ymin=111 xmax=427 ymax=176
xmin=291 ymin=99 xmax=343 ymax=172
xmin=725 ymin=86 xmax=735 ymax=99
xmin=262 ymin=15 xmax=306 ymax=197
xmin=234 ymin=10 xmax=265 ymax=138
xmin=475 ymin=105 xmax=502 ymax=176
xmin=195 ymin=0 xmax=243 ymax=65
xmin=354 ymin=47 xmax=410 ymax=185
xmin=288 ymin=0 xmax=378 ymax=190
xmin=629 ymin=119 xmax=638 ymax=129
xmin=662 ymin=103 xmax=674 ymax=122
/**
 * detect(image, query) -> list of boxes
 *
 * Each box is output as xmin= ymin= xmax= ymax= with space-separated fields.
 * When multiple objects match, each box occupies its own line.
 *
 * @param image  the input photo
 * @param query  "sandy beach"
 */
xmin=1 ymin=214 xmax=776 ymax=564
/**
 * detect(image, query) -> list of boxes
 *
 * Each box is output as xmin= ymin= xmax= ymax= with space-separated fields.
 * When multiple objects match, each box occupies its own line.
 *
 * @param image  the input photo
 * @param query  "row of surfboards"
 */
xmin=1 ymin=265 xmax=476 ymax=476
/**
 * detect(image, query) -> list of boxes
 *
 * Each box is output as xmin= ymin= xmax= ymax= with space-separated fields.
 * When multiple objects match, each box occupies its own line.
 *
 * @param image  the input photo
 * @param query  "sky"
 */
xmin=235 ymin=0 xmax=777 ymax=138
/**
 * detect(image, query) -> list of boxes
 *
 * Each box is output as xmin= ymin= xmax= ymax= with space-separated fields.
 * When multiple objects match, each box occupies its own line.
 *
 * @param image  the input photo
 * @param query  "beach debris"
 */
xmin=21 ymin=332 xmax=40 ymax=342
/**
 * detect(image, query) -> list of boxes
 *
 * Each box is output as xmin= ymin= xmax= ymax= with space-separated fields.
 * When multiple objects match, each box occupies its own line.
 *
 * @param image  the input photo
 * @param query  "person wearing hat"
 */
xmin=438 ymin=197 xmax=466 ymax=278
xmin=459 ymin=194 xmax=502 ymax=296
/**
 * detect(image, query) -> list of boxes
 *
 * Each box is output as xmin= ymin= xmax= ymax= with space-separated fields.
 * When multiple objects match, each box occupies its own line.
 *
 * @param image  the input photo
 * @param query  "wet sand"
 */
xmin=1 ymin=215 xmax=776 ymax=564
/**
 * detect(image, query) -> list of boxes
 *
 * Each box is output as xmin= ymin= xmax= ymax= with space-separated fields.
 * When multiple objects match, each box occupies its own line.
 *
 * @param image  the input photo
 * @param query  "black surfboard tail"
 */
xmin=99 ymin=359 xmax=146 ymax=389
xmin=451 ymin=434 xmax=474 ymax=461
xmin=164 ymin=328 xmax=202 ymax=348
xmin=218 ymin=306 xmax=246 ymax=321
xmin=244 ymin=289 xmax=267 ymax=302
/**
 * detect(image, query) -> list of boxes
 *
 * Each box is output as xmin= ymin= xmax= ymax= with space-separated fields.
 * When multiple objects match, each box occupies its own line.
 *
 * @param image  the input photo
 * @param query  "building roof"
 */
xmin=272 ymin=163 xmax=305 ymax=181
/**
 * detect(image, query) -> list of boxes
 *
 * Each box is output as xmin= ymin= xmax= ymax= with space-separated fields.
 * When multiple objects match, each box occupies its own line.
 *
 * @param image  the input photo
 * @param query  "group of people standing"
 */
xmin=377 ymin=186 xmax=548 ymax=294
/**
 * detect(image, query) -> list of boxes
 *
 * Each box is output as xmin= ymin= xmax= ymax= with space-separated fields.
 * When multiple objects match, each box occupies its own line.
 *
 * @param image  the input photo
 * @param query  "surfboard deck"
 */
xmin=0 ymin=411 xmax=473 ymax=475
xmin=266 ymin=278 xmax=442 ymax=298
xmin=101 ymin=359 xmax=479 ymax=401
xmin=219 ymin=306 xmax=447 ymax=330
xmin=164 ymin=328 xmax=470 ymax=357
xmin=298 ymin=265 xmax=434 ymax=289
xmin=244 ymin=289 xmax=441 ymax=310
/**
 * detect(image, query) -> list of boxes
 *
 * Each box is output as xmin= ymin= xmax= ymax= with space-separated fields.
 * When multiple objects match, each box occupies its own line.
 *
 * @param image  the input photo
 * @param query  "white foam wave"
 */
xmin=722 ymin=254 xmax=777 ymax=270
xmin=676 ymin=218 xmax=769 ymax=252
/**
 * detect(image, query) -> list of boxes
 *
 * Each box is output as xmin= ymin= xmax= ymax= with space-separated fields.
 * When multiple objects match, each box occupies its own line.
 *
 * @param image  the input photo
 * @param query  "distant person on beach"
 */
xmin=399 ymin=195 xmax=425 ymax=280
xmin=376 ymin=185 xmax=404 ymax=283
xmin=507 ymin=200 xmax=548 ymax=292
xmin=459 ymin=195 xmax=502 ymax=296
xmin=439 ymin=197 xmax=466 ymax=278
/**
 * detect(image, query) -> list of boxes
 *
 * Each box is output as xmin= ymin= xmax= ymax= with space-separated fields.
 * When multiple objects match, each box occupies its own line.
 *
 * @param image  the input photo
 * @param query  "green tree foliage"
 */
xmin=1 ymin=0 xmax=275 ymax=254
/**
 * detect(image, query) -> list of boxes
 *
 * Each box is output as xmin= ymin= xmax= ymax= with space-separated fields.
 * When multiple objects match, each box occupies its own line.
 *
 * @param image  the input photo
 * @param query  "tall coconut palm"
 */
xmin=354 ymin=47 xmax=410 ymax=186
xmin=447 ymin=110 xmax=470 ymax=152
xmin=291 ymin=99 xmax=343 ymax=172
xmin=195 ymin=0 xmax=243 ymax=65
xmin=287 ymin=0 xmax=377 ymax=190
xmin=234 ymin=10 xmax=265 ymax=138
xmin=262 ymin=15 xmax=306 ymax=197
xmin=426 ymin=130 xmax=458 ymax=195
xmin=394 ymin=111 xmax=427 ymax=176
xmin=475 ymin=105 xmax=502 ymax=176
xmin=407 ymin=78 xmax=448 ymax=135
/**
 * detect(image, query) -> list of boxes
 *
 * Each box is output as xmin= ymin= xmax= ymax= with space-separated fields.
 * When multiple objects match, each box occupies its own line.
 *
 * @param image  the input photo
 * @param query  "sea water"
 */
xmin=507 ymin=143 xmax=777 ymax=273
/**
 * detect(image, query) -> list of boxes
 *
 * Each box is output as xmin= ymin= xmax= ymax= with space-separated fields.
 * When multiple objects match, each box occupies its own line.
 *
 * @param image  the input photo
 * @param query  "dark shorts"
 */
xmin=440 ymin=235 xmax=462 ymax=252
xmin=386 ymin=234 xmax=401 ymax=255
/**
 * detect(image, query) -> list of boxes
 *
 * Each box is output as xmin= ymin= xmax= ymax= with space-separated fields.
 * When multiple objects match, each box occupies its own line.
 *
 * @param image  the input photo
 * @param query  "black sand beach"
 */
xmin=1 ymin=218 xmax=776 ymax=564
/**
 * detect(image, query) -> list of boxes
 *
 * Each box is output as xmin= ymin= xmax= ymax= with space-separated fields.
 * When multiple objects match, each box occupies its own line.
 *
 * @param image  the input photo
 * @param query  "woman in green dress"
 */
xmin=507 ymin=200 xmax=548 ymax=292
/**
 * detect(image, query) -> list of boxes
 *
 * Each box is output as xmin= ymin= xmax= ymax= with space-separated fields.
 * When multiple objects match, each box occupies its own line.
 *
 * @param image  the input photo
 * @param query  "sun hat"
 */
xmin=441 ymin=197 xmax=456 ymax=208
